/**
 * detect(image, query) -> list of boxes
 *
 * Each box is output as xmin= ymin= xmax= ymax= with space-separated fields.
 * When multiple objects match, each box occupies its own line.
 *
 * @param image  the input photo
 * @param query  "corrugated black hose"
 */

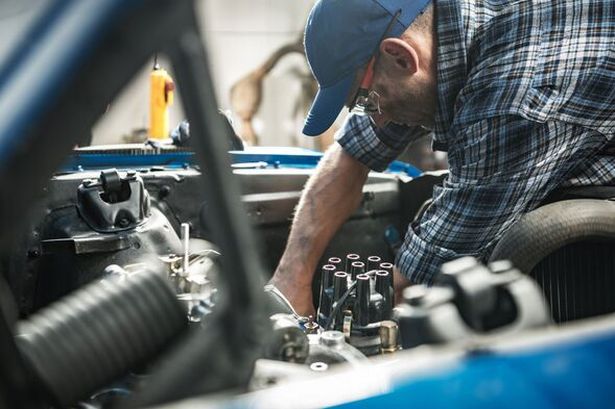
xmin=14 ymin=271 xmax=187 ymax=408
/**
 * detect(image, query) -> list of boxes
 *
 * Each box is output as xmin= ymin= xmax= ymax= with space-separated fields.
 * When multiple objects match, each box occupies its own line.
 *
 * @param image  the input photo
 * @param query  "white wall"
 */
xmin=92 ymin=0 xmax=318 ymax=147
xmin=0 ymin=1 xmax=321 ymax=147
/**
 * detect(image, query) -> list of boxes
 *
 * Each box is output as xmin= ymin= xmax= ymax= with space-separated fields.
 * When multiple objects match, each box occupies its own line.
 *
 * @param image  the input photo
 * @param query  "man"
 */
xmin=270 ymin=0 xmax=615 ymax=316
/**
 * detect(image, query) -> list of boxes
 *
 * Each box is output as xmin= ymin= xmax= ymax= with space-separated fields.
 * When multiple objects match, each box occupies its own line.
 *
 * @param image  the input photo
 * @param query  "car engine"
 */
xmin=0 ymin=154 xmax=556 ymax=408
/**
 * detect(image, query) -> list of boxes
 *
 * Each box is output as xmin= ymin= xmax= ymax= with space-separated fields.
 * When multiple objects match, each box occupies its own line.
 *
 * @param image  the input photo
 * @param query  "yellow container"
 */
xmin=149 ymin=67 xmax=175 ymax=139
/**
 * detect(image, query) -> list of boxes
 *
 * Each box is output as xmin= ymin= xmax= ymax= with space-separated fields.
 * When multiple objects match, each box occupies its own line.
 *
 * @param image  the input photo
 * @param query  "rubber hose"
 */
xmin=14 ymin=271 xmax=187 ymax=408
xmin=489 ymin=199 xmax=615 ymax=274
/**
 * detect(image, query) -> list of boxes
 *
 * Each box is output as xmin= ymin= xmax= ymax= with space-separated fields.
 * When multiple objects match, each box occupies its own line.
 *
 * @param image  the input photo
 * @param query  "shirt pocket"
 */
xmin=522 ymin=31 xmax=615 ymax=134
xmin=522 ymin=34 xmax=568 ymax=122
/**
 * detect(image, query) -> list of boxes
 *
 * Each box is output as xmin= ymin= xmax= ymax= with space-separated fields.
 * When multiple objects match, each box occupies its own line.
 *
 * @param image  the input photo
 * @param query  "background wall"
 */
xmin=91 ymin=0 xmax=319 ymax=147
xmin=0 ymin=0 xmax=319 ymax=147
xmin=0 ymin=0 xmax=444 ymax=169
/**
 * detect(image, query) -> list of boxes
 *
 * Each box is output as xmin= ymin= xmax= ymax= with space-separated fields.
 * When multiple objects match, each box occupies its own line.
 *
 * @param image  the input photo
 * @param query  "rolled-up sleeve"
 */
xmin=396 ymin=116 xmax=608 ymax=284
xmin=336 ymin=114 xmax=429 ymax=172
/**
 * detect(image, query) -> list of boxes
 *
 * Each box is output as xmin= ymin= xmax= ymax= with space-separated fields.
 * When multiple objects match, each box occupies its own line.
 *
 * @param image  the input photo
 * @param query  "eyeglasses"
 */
xmin=349 ymin=9 xmax=402 ymax=117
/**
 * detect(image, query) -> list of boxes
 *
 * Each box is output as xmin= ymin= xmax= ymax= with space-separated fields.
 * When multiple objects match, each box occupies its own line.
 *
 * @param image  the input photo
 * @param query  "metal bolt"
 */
xmin=159 ymin=185 xmax=171 ymax=199
xmin=304 ymin=315 xmax=319 ymax=334
xmin=379 ymin=320 xmax=399 ymax=353
xmin=310 ymin=362 xmax=329 ymax=372
xmin=320 ymin=330 xmax=345 ymax=347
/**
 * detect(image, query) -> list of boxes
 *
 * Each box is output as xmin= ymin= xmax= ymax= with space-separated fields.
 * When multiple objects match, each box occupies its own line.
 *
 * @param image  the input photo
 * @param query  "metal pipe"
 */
xmin=380 ymin=262 xmax=394 ymax=292
xmin=345 ymin=254 xmax=360 ymax=275
xmin=367 ymin=256 xmax=381 ymax=272
xmin=355 ymin=274 xmax=371 ymax=326
xmin=318 ymin=264 xmax=337 ymax=318
xmin=375 ymin=270 xmax=392 ymax=318
xmin=350 ymin=261 xmax=366 ymax=280
xmin=181 ymin=222 xmax=190 ymax=276
xmin=333 ymin=272 xmax=348 ymax=330
xmin=328 ymin=257 xmax=342 ymax=270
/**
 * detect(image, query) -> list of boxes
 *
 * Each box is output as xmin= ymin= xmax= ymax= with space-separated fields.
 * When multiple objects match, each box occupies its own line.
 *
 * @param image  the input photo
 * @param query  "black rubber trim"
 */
xmin=15 ymin=272 xmax=186 ymax=407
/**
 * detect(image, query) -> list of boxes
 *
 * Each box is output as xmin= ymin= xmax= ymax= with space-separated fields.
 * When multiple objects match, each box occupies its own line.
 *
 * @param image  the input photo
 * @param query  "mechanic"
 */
xmin=269 ymin=0 xmax=615 ymax=316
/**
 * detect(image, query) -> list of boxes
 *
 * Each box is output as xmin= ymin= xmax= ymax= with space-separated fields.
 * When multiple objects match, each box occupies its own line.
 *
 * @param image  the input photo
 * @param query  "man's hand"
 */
xmin=269 ymin=272 xmax=315 ymax=317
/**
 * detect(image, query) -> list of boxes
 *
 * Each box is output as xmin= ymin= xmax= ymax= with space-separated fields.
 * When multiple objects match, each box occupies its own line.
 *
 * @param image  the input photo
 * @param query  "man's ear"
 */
xmin=379 ymin=38 xmax=419 ymax=74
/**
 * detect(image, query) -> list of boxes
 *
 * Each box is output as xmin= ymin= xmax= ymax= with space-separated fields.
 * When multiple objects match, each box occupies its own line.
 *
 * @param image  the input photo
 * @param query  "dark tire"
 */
xmin=489 ymin=199 xmax=615 ymax=273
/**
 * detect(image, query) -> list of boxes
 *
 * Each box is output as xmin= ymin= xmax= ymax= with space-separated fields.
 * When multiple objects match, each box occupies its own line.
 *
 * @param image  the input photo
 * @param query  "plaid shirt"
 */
xmin=337 ymin=0 xmax=615 ymax=283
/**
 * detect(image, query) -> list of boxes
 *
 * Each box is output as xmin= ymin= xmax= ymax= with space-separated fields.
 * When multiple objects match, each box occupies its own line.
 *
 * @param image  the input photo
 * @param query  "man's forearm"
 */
xmin=275 ymin=143 xmax=369 ymax=286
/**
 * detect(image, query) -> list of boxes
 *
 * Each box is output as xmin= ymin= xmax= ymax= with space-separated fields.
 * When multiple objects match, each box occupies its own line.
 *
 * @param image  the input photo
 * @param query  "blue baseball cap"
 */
xmin=302 ymin=0 xmax=431 ymax=136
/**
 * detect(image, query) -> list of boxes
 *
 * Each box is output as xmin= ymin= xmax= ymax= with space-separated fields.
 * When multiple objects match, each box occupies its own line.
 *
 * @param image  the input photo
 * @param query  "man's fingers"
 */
xmin=269 ymin=275 xmax=316 ymax=317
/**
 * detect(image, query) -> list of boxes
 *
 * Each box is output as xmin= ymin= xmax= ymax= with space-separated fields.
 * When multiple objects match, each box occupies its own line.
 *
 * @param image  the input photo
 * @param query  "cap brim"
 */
xmin=302 ymin=74 xmax=354 ymax=137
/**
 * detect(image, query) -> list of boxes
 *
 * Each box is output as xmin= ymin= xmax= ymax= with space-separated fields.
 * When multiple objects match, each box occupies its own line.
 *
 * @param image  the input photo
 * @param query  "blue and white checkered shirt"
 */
xmin=337 ymin=0 xmax=615 ymax=284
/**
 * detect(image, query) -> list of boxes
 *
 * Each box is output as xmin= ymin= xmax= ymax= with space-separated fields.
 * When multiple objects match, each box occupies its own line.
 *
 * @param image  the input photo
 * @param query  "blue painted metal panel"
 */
xmin=61 ymin=151 xmax=194 ymax=172
xmin=230 ymin=149 xmax=322 ymax=169
xmin=61 ymin=147 xmax=423 ymax=176
xmin=332 ymin=330 xmax=615 ymax=409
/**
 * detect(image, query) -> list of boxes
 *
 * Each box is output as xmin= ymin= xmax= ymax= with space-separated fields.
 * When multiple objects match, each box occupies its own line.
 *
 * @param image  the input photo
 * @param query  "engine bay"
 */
xmin=0 ymin=150 xmax=561 ymax=408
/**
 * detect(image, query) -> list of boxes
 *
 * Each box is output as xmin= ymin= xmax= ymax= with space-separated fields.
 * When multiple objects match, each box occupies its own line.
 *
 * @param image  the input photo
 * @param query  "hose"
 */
xmin=489 ymin=199 xmax=615 ymax=273
xmin=15 ymin=271 xmax=187 ymax=408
